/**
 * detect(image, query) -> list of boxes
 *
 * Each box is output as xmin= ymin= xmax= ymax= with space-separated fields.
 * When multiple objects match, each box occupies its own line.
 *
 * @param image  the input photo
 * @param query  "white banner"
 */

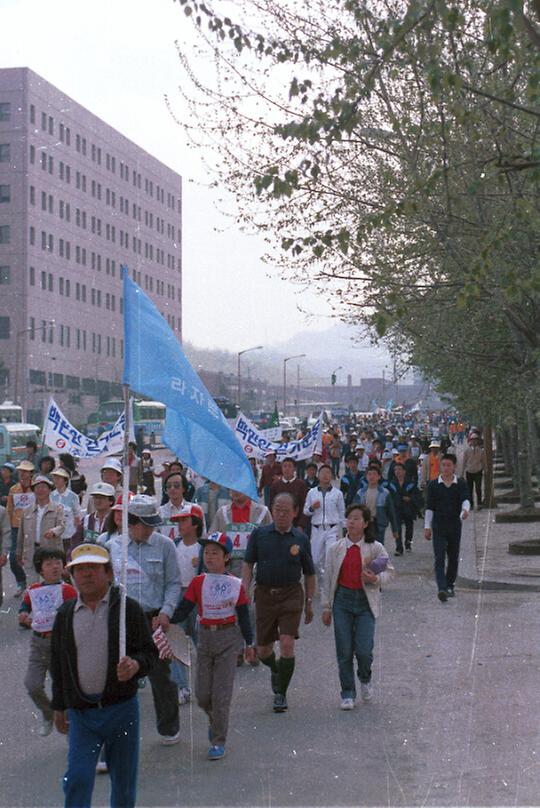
xmin=234 ymin=411 xmax=323 ymax=461
xmin=43 ymin=398 xmax=127 ymax=459
xmin=259 ymin=425 xmax=283 ymax=441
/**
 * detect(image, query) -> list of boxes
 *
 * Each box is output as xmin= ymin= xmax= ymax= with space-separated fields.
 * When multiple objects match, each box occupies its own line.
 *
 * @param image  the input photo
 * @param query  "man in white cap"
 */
xmin=123 ymin=495 xmax=182 ymax=744
xmin=16 ymin=476 xmax=65 ymax=585
xmin=6 ymin=460 xmax=35 ymax=594
xmin=74 ymin=482 xmax=116 ymax=547
xmin=50 ymin=542 xmax=157 ymax=808
xmin=100 ymin=458 xmax=123 ymax=494
xmin=420 ymin=441 xmax=442 ymax=489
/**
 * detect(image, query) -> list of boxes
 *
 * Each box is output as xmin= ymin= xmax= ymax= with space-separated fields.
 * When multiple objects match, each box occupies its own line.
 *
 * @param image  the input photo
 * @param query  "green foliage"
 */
xmin=172 ymin=0 xmax=540 ymax=424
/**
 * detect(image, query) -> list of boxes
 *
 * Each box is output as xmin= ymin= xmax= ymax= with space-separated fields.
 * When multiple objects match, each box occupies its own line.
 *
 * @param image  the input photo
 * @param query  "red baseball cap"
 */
xmin=170 ymin=504 xmax=204 ymax=522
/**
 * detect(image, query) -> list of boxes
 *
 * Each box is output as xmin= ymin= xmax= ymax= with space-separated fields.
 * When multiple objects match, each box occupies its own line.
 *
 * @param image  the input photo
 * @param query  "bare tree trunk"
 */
xmin=527 ymin=409 xmax=540 ymax=482
xmin=517 ymin=416 xmax=535 ymax=509
xmin=500 ymin=427 xmax=512 ymax=473
xmin=483 ymin=421 xmax=497 ymax=508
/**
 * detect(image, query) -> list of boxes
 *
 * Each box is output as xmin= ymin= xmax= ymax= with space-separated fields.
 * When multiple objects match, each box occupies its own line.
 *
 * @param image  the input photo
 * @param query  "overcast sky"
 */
xmin=1 ymin=0 xmax=334 ymax=352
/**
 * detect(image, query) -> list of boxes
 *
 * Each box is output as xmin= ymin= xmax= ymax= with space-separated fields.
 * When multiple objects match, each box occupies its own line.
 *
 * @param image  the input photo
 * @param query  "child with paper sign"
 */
xmin=18 ymin=548 xmax=77 ymax=736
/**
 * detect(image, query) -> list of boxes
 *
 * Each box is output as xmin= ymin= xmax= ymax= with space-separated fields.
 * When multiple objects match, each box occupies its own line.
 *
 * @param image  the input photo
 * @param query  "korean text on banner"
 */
xmin=43 ymin=398 xmax=126 ymax=459
xmin=234 ymin=411 xmax=323 ymax=461
xmin=121 ymin=270 xmax=257 ymax=500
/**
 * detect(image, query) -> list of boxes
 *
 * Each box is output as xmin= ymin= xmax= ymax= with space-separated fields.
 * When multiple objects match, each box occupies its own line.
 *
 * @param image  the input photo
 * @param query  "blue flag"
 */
xmin=122 ymin=269 xmax=257 ymax=499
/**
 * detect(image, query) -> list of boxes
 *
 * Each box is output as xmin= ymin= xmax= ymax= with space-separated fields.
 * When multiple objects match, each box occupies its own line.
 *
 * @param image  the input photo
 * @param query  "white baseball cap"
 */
xmin=101 ymin=458 xmax=122 ymax=474
xmin=89 ymin=481 xmax=116 ymax=499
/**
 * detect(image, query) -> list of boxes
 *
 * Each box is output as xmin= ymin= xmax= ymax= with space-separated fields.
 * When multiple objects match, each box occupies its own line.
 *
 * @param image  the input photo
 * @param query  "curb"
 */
xmin=456 ymin=512 xmax=540 ymax=592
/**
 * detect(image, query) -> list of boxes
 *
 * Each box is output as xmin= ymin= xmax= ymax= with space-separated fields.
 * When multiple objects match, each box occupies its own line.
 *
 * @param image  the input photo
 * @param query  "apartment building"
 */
xmin=0 ymin=67 xmax=182 ymax=424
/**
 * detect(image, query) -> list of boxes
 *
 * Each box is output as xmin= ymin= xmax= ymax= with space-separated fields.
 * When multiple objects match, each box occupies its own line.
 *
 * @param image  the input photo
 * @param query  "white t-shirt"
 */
xmin=175 ymin=540 xmax=200 ymax=588
xmin=36 ymin=504 xmax=48 ymax=544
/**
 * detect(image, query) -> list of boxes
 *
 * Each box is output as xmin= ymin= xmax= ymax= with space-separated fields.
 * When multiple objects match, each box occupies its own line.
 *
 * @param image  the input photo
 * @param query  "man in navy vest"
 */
xmin=424 ymin=453 xmax=470 ymax=602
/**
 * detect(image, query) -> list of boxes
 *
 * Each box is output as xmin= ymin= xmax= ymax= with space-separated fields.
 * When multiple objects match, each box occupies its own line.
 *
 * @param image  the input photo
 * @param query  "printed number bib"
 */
xmin=201 ymin=574 xmax=241 ymax=621
xmin=226 ymin=522 xmax=256 ymax=560
xmin=29 ymin=585 xmax=63 ymax=632
xmin=161 ymin=520 xmax=180 ymax=542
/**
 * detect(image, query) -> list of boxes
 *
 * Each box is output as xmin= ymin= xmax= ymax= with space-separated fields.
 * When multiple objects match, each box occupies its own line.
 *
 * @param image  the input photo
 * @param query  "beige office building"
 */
xmin=0 ymin=67 xmax=182 ymax=424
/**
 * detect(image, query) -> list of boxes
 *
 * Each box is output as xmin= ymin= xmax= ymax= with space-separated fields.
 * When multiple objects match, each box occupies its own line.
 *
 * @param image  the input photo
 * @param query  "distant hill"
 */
xmin=185 ymin=323 xmax=401 ymax=386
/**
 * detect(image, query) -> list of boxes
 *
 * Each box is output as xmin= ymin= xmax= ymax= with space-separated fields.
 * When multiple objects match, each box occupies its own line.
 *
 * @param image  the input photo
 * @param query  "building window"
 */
xmin=0 ymin=144 xmax=10 ymax=162
xmin=41 ymin=111 xmax=47 ymax=130
xmin=0 ymin=317 xmax=10 ymax=339
xmin=30 ymin=104 xmax=35 ymax=124
xmin=29 ymin=317 xmax=35 ymax=339
xmin=48 ymin=273 xmax=53 ymax=291
xmin=76 ymin=134 xmax=80 ymax=152
xmin=48 ymin=156 xmax=54 ymax=174
xmin=65 ymin=127 xmax=71 ymax=146
xmin=29 ymin=144 xmax=35 ymax=164
xmin=59 ymin=277 xmax=64 ymax=295
xmin=40 ymin=270 xmax=46 ymax=290
xmin=0 ymin=266 xmax=10 ymax=284
xmin=0 ymin=225 xmax=10 ymax=244
xmin=29 ymin=226 xmax=35 ymax=245
xmin=59 ymin=122 xmax=64 ymax=141
xmin=65 ymin=279 xmax=70 ymax=297
xmin=41 ymin=152 xmax=47 ymax=171
xmin=30 ymin=369 xmax=46 ymax=385
xmin=41 ymin=191 xmax=47 ymax=211
xmin=30 ymin=185 xmax=35 ymax=205
xmin=0 ymin=185 xmax=10 ymax=203
xmin=48 ymin=116 xmax=54 ymax=136
xmin=29 ymin=266 xmax=35 ymax=286
xmin=0 ymin=103 xmax=11 ymax=122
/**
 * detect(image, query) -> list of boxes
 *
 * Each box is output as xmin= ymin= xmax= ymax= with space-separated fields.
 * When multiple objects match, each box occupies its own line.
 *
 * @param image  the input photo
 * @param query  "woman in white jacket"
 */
xmin=321 ymin=503 xmax=394 ymax=710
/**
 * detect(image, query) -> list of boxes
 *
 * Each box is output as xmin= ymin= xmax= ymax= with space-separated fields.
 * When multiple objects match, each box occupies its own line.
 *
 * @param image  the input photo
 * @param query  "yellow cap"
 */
xmin=67 ymin=543 xmax=111 ymax=568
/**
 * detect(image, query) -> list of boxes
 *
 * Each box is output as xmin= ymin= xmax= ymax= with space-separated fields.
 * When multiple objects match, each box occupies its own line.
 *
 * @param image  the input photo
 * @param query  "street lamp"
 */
xmin=283 ymin=354 xmax=306 ymax=414
xmin=14 ymin=320 xmax=55 ymax=412
xmin=237 ymin=345 xmax=263 ymax=409
xmin=331 ymin=365 xmax=343 ymax=386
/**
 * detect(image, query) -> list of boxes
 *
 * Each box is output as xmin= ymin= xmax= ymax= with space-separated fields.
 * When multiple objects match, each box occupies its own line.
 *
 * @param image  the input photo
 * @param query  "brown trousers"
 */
xmin=195 ymin=624 xmax=241 ymax=746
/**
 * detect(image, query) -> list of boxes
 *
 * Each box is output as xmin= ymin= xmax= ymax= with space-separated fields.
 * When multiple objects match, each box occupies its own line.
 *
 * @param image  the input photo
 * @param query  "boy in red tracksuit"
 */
xmin=171 ymin=532 xmax=255 ymax=761
xmin=18 ymin=547 xmax=77 ymax=736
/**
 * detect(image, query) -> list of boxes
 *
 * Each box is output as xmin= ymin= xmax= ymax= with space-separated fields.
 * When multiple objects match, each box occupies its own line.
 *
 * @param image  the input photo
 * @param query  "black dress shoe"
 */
xmin=437 ymin=590 xmax=448 ymax=602
xmin=446 ymin=587 xmax=455 ymax=597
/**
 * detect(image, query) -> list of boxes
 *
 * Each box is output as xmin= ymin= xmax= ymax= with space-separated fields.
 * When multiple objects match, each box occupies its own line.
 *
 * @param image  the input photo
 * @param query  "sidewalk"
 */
xmin=458 ymin=502 xmax=540 ymax=592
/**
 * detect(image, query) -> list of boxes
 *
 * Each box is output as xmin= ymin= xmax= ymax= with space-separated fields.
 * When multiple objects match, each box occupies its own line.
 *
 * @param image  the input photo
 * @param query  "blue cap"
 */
xmin=199 ymin=531 xmax=233 ymax=555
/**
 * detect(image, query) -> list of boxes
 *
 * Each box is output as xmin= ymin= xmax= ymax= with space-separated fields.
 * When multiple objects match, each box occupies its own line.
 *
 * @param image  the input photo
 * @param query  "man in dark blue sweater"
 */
xmin=424 ymin=454 xmax=470 ymax=602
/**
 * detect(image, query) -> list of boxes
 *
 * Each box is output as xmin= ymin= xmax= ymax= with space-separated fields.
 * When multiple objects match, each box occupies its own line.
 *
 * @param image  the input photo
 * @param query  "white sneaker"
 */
xmin=160 ymin=730 xmax=181 ymax=746
xmin=340 ymin=698 xmax=355 ymax=710
xmin=39 ymin=719 xmax=53 ymax=737
xmin=96 ymin=760 xmax=108 ymax=774
xmin=360 ymin=682 xmax=373 ymax=703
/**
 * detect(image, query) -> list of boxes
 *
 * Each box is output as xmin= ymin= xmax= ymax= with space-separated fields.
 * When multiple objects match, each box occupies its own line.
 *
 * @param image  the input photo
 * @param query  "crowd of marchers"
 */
xmin=0 ymin=412 xmax=488 ymax=808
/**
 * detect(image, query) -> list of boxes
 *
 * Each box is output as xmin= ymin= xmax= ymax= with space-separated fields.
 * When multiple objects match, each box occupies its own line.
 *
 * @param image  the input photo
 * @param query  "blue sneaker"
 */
xmin=207 ymin=745 xmax=225 ymax=760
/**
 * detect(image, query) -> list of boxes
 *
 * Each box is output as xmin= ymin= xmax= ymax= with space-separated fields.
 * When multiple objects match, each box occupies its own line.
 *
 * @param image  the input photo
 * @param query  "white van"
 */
xmin=0 ymin=423 xmax=40 ymax=466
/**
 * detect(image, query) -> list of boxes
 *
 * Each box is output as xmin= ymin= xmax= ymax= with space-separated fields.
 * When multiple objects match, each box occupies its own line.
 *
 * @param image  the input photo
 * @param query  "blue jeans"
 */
xmin=332 ymin=586 xmax=375 ymax=699
xmin=9 ymin=527 xmax=26 ymax=586
xmin=63 ymin=696 xmax=139 ymax=808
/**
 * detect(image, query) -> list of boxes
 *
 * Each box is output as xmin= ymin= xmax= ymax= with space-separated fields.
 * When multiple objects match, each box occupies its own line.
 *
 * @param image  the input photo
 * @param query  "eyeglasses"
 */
xmin=166 ymin=482 xmax=183 ymax=489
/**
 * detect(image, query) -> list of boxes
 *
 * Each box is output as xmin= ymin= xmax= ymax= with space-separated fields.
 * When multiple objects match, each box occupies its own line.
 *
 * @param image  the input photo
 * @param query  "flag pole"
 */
xmin=119 ymin=382 xmax=131 ymax=659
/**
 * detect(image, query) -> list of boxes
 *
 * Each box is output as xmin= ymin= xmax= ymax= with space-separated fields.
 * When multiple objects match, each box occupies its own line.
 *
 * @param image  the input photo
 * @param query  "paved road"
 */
xmin=1 ymin=512 xmax=539 ymax=807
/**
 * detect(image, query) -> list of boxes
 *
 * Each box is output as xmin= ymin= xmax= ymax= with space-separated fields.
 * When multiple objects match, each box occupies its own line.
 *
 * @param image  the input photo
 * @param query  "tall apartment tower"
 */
xmin=0 ymin=67 xmax=182 ymax=424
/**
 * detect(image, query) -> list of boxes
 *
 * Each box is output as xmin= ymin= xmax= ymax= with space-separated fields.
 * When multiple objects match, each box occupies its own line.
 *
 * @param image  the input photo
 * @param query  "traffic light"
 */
xmin=331 ymin=373 xmax=336 ymax=386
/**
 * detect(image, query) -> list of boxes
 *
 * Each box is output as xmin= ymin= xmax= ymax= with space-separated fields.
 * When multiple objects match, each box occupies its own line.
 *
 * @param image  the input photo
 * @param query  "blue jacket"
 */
xmin=386 ymin=479 xmax=422 ymax=521
xmin=353 ymin=484 xmax=398 ymax=533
